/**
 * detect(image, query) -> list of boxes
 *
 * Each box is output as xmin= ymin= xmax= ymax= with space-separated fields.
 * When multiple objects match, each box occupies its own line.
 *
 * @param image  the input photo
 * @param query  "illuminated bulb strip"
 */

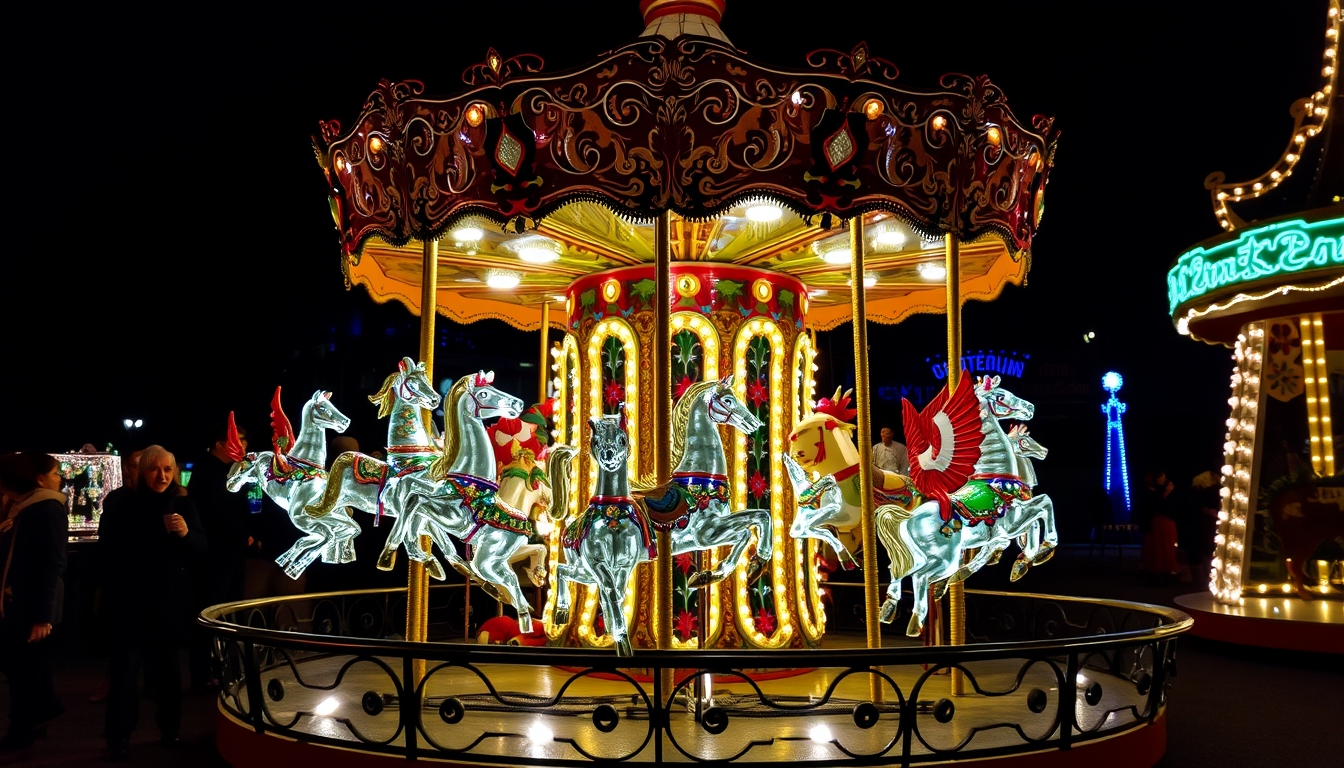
xmin=732 ymin=319 xmax=794 ymax=648
xmin=670 ymin=312 xmax=722 ymax=648
xmin=1210 ymin=324 xmax=1264 ymax=605
xmin=1301 ymin=314 xmax=1336 ymax=474
xmin=1210 ymin=0 xmax=1340 ymax=230
xmin=790 ymin=333 xmax=824 ymax=642
xmin=1177 ymin=276 xmax=1344 ymax=337
xmin=577 ymin=319 xmax=640 ymax=647
xmin=545 ymin=334 xmax=583 ymax=640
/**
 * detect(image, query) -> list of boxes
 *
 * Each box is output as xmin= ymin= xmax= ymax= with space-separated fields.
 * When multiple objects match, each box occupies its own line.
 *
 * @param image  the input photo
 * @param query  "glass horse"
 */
xmin=225 ymin=388 xmax=359 ymax=579
xmin=876 ymin=375 xmax=1058 ymax=636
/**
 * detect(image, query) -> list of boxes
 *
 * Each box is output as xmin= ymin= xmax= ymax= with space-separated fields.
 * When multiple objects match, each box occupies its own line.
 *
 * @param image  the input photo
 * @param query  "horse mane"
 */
xmin=428 ymin=375 xmax=471 ymax=479
xmin=633 ymin=378 xmax=717 ymax=490
xmin=368 ymin=371 xmax=400 ymax=419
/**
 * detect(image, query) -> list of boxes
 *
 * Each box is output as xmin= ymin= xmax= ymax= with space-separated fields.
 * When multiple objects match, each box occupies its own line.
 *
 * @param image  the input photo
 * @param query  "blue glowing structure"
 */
xmin=1101 ymin=372 xmax=1132 ymax=521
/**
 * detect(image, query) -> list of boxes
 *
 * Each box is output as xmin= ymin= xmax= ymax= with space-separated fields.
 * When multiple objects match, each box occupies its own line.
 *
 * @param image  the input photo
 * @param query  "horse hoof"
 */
xmin=518 ymin=614 xmax=533 ymax=635
xmin=481 ymin=582 xmax=507 ymax=603
xmin=1010 ymin=556 xmax=1030 ymax=582
xmin=986 ymin=550 xmax=1004 ymax=566
xmin=841 ymin=557 xmax=859 ymax=571
xmin=376 ymin=549 xmax=397 ymax=571
xmin=554 ymin=608 xmax=570 ymax=625
xmin=616 ymin=638 xmax=634 ymax=657
xmin=686 ymin=570 xmax=718 ymax=588
xmin=879 ymin=599 xmax=898 ymax=624
xmin=746 ymin=556 xmax=769 ymax=585
xmin=1031 ymin=545 xmax=1056 ymax=566
xmin=424 ymin=559 xmax=446 ymax=582
xmin=906 ymin=615 xmax=924 ymax=638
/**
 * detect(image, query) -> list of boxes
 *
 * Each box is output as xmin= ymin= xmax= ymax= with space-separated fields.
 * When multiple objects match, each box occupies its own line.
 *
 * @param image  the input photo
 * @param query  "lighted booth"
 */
xmin=1167 ymin=0 xmax=1342 ymax=654
xmin=202 ymin=2 xmax=1191 ymax=766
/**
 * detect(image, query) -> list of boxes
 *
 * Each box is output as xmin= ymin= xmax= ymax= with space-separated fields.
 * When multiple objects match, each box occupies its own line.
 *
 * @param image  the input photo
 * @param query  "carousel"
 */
xmin=200 ymin=2 xmax=1189 ymax=765
xmin=1167 ymin=0 xmax=1343 ymax=655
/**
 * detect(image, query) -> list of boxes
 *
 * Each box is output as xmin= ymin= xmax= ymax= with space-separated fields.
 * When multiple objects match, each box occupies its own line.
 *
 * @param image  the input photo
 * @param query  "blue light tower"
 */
xmin=1101 ymin=372 xmax=1132 ymax=522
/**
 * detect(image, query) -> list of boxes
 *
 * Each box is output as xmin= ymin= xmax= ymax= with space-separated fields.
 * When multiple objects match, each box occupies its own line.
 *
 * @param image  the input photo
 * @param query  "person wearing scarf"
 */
xmin=98 ymin=445 xmax=207 ymax=761
xmin=0 ymin=452 xmax=69 ymax=756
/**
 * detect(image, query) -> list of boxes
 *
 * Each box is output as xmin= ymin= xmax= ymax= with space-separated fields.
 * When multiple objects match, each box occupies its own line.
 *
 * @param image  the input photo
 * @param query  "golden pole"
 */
xmin=850 ymin=217 xmax=882 ymax=704
xmin=655 ymin=212 xmax=674 ymax=692
xmin=539 ymin=301 xmax=551 ymax=405
xmin=944 ymin=233 xmax=966 ymax=696
xmin=410 ymin=237 xmax=438 ymax=686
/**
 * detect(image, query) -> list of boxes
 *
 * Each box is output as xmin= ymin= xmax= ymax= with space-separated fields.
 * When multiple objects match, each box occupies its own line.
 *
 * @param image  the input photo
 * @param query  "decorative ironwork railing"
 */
xmin=200 ymin=587 xmax=1189 ymax=765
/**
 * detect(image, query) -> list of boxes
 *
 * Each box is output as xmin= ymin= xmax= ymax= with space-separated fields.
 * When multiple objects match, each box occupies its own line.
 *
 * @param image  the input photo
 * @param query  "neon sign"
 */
xmin=929 ymin=349 xmax=1029 ymax=381
xmin=1167 ymin=216 xmax=1343 ymax=314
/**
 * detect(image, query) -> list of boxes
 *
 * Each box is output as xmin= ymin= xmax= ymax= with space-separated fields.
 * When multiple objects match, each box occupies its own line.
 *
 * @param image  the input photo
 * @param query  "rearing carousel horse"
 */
xmin=488 ymin=404 xmax=557 ymax=587
xmin=304 ymin=357 xmax=445 ymax=577
xmin=875 ymin=375 xmax=1058 ymax=636
xmin=551 ymin=412 xmax=651 ymax=656
xmin=394 ymin=373 xmax=577 ymax=633
xmin=634 ymin=377 xmax=773 ymax=587
xmin=783 ymin=389 xmax=920 ymax=569
xmin=225 ymin=388 xmax=360 ymax=579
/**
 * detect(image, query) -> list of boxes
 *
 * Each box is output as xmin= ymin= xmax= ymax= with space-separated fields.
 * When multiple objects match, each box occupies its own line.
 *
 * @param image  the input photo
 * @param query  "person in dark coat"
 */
xmin=99 ymin=446 xmax=208 ymax=761
xmin=0 ymin=452 xmax=68 ymax=755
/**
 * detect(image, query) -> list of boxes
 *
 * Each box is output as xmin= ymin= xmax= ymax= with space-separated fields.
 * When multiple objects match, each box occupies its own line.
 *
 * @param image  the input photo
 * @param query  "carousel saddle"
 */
xmin=634 ymin=482 xmax=691 ymax=530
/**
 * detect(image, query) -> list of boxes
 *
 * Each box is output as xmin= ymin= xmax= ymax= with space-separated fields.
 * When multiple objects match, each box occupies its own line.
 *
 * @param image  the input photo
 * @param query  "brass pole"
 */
xmin=850 ymin=217 xmax=883 ymax=704
xmin=539 ymin=301 xmax=551 ymax=405
xmin=411 ymin=237 xmax=438 ymax=687
xmin=944 ymin=233 xmax=967 ymax=696
xmin=655 ymin=212 xmax=674 ymax=691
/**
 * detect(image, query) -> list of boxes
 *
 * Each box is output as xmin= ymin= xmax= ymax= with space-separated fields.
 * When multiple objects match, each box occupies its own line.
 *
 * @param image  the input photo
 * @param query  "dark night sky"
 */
xmin=1 ymin=1 xmax=1334 ymax=504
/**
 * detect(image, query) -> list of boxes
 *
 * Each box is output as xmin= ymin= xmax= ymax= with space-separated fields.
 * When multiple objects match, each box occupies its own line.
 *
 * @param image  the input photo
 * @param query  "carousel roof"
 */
xmin=317 ymin=0 xmax=1057 ymax=331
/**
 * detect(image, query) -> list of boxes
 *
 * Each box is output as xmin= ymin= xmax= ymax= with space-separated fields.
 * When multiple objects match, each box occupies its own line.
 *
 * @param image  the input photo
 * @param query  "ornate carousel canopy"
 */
xmin=315 ymin=0 xmax=1057 ymax=330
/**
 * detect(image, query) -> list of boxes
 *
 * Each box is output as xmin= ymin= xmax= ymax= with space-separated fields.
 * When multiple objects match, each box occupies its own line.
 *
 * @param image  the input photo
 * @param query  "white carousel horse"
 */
xmin=304 ymin=357 xmax=446 ymax=578
xmin=495 ymin=455 xmax=553 ymax=587
xmin=633 ymin=377 xmax=773 ymax=587
xmin=225 ymin=389 xmax=360 ymax=579
xmin=783 ymin=389 xmax=920 ymax=569
xmin=393 ymin=373 xmax=578 ymax=634
xmin=551 ymin=413 xmax=650 ymax=656
xmin=876 ymin=375 xmax=1058 ymax=636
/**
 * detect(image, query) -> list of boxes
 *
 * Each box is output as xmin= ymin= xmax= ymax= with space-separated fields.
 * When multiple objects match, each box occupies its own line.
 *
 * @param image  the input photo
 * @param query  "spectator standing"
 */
xmin=1136 ymin=470 xmax=1179 ymax=582
xmin=872 ymin=426 xmax=910 ymax=475
xmin=0 ymin=452 xmax=68 ymax=756
xmin=100 ymin=446 xmax=207 ymax=761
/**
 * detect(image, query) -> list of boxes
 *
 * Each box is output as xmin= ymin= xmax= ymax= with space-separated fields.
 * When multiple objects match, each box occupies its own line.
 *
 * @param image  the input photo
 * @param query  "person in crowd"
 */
xmin=188 ymin=424 xmax=252 ymax=689
xmin=1178 ymin=470 xmax=1221 ymax=584
xmin=0 ymin=452 xmax=68 ymax=756
xmin=87 ymin=448 xmax=145 ymax=704
xmin=872 ymin=426 xmax=910 ymax=475
xmin=99 ymin=446 xmax=207 ymax=761
xmin=1136 ymin=469 xmax=1179 ymax=582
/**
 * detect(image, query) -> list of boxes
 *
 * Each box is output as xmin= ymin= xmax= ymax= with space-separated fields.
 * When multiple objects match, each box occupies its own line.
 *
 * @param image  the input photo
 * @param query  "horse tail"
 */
xmin=305 ymin=452 xmax=354 ymax=519
xmin=875 ymin=502 xmax=917 ymax=579
xmin=545 ymin=444 xmax=577 ymax=521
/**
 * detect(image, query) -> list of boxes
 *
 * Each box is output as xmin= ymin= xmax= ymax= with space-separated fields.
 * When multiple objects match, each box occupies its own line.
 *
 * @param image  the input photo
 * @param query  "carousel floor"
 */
xmin=235 ymin=646 xmax=1155 ymax=763
xmin=1174 ymin=591 xmax=1344 ymax=654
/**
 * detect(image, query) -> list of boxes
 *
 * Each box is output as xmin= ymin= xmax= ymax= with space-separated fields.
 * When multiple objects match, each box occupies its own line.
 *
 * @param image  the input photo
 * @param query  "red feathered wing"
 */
xmin=224 ymin=412 xmax=246 ymax=462
xmin=270 ymin=387 xmax=295 ymax=473
xmin=902 ymin=377 xmax=983 ymax=522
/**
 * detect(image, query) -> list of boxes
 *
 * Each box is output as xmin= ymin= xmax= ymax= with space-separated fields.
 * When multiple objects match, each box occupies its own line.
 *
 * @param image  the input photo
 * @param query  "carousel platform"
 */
xmin=1173 ymin=592 xmax=1344 ymax=655
xmin=201 ymin=586 xmax=1188 ymax=767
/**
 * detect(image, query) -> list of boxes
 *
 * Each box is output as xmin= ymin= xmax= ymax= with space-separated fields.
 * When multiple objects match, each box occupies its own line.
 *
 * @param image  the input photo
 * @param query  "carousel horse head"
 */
xmin=465 ymin=371 xmax=524 ymax=420
xmin=977 ymin=375 xmax=1035 ymax=421
xmin=305 ymin=390 xmax=351 ymax=434
xmin=1007 ymin=424 xmax=1047 ymax=461
xmin=702 ymin=376 xmax=762 ymax=434
xmin=371 ymin=357 xmax=441 ymax=417
xmin=589 ymin=409 xmax=631 ymax=474
xmin=787 ymin=387 xmax=860 ymax=473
